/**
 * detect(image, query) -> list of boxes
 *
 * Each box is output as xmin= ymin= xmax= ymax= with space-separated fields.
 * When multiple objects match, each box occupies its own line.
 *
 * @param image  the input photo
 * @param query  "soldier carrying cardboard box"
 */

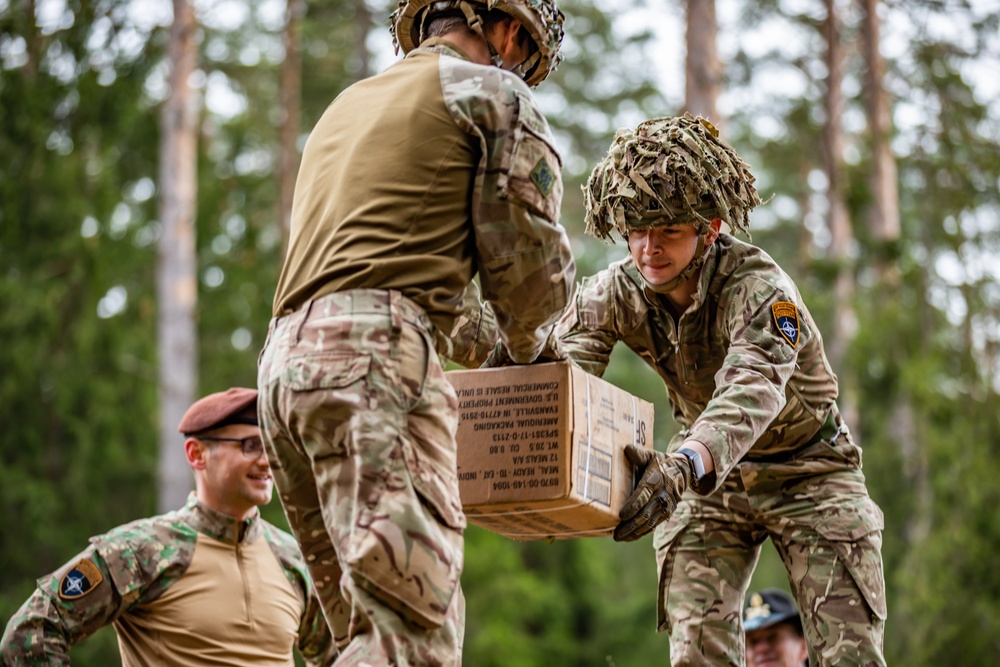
xmin=467 ymin=114 xmax=887 ymax=666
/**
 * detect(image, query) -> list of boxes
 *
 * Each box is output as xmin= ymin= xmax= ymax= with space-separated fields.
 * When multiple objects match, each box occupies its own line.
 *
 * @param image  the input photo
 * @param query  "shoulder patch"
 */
xmin=530 ymin=157 xmax=556 ymax=196
xmin=771 ymin=302 xmax=799 ymax=347
xmin=59 ymin=559 xmax=104 ymax=600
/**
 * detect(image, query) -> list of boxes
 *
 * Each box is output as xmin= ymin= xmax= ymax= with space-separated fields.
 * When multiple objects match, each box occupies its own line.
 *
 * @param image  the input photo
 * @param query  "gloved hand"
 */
xmin=481 ymin=342 xmax=515 ymax=368
xmin=613 ymin=446 xmax=696 ymax=542
xmin=481 ymin=335 xmax=567 ymax=369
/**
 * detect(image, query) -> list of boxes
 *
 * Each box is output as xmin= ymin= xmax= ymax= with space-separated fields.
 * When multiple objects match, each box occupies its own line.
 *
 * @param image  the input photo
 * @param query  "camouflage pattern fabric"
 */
xmin=557 ymin=234 xmax=840 ymax=485
xmin=446 ymin=279 xmax=498 ymax=369
xmin=654 ymin=431 xmax=886 ymax=666
xmin=0 ymin=494 xmax=337 ymax=666
xmin=258 ymin=290 xmax=466 ymax=667
xmin=436 ymin=42 xmax=575 ymax=363
xmin=547 ymin=233 xmax=886 ymax=665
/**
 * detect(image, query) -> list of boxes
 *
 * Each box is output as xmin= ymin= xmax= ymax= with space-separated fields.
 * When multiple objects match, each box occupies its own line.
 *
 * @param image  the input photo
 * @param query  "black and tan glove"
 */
xmin=613 ymin=446 xmax=700 ymax=542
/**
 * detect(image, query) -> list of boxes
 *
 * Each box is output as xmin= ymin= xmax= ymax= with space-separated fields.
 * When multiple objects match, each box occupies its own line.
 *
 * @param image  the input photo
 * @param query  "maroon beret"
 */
xmin=178 ymin=387 xmax=258 ymax=435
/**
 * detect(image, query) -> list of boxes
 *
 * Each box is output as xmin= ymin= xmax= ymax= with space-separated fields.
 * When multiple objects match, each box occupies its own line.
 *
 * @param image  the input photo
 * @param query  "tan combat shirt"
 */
xmin=0 ymin=494 xmax=335 ymax=666
xmin=274 ymin=40 xmax=575 ymax=363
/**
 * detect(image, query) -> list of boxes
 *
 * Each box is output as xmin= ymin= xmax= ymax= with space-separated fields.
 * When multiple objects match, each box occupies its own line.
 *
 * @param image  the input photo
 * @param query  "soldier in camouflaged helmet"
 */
xmin=0 ymin=388 xmax=336 ymax=666
xmin=449 ymin=114 xmax=887 ymax=665
xmin=555 ymin=114 xmax=886 ymax=666
xmin=257 ymin=0 xmax=574 ymax=664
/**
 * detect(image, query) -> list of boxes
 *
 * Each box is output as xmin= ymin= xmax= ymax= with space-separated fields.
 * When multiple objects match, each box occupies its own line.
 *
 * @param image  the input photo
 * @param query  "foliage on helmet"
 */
xmin=584 ymin=113 xmax=762 ymax=242
xmin=389 ymin=0 xmax=565 ymax=86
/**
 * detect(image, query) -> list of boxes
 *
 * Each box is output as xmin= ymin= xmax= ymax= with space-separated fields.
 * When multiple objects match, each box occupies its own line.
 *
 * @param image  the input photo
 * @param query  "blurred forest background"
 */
xmin=2 ymin=0 xmax=999 ymax=663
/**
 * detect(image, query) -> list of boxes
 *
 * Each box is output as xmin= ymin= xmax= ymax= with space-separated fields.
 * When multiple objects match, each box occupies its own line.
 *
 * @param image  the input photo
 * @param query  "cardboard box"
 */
xmin=447 ymin=362 xmax=654 ymax=541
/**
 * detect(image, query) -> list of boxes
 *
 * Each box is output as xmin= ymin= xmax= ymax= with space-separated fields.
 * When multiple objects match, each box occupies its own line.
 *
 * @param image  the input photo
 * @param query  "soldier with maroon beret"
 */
xmin=1 ymin=388 xmax=336 ymax=666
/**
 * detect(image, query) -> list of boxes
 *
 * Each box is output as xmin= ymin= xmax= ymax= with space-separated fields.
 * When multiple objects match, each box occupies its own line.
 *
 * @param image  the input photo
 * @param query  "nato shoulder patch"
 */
xmin=530 ymin=157 xmax=556 ymax=197
xmin=59 ymin=559 xmax=104 ymax=600
xmin=771 ymin=302 xmax=799 ymax=348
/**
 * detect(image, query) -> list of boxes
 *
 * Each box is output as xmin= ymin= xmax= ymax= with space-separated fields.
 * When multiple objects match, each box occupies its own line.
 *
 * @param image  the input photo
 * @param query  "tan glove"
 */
xmin=613 ymin=446 xmax=696 ymax=542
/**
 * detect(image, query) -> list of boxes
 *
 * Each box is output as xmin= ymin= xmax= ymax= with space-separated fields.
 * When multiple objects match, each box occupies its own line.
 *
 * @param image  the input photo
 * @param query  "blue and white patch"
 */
xmin=59 ymin=559 xmax=103 ymax=600
xmin=771 ymin=302 xmax=799 ymax=348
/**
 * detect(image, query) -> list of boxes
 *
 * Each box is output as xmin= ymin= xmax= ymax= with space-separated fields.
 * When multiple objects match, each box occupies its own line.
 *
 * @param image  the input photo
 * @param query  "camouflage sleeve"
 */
xmin=0 ymin=544 xmax=130 ymax=665
xmin=446 ymin=279 xmax=499 ymax=369
xmin=296 ymin=589 xmax=338 ymax=667
xmin=262 ymin=524 xmax=337 ymax=665
xmin=553 ymin=268 xmax=624 ymax=377
xmin=682 ymin=277 xmax=813 ymax=493
xmin=440 ymin=57 xmax=575 ymax=364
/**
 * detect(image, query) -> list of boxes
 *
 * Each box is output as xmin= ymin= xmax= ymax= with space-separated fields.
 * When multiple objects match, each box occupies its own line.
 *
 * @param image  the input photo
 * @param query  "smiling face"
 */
xmin=627 ymin=223 xmax=703 ymax=288
xmin=745 ymin=622 xmax=808 ymax=667
xmin=186 ymin=423 xmax=273 ymax=521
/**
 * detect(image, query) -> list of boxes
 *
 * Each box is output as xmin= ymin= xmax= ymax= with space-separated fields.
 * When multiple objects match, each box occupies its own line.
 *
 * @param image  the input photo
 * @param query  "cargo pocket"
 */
xmin=283 ymin=351 xmax=371 ymax=392
xmin=400 ymin=325 xmax=466 ymax=532
xmin=347 ymin=444 xmax=464 ymax=631
xmin=816 ymin=495 xmax=888 ymax=622
xmin=653 ymin=507 xmax=691 ymax=633
xmin=498 ymin=116 xmax=563 ymax=223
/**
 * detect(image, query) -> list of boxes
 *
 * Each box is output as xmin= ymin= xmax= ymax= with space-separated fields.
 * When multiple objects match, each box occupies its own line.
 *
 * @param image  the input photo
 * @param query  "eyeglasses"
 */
xmin=200 ymin=435 xmax=266 ymax=460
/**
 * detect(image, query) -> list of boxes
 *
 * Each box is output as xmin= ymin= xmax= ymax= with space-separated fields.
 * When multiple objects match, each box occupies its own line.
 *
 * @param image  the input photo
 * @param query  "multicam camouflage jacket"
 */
xmin=555 ymin=234 xmax=840 ymax=493
xmin=0 ymin=494 xmax=335 ymax=666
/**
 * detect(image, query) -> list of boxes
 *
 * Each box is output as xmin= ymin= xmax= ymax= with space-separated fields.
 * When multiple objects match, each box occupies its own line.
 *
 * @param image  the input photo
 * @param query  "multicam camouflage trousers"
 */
xmin=258 ymin=290 xmax=466 ymax=667
xmin=654 ymin=429 xmax=887 ymax=667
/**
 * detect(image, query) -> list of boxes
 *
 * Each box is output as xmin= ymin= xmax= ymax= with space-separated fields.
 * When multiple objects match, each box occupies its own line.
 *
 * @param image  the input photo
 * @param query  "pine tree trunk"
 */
xmin=822 ymin=0 xmax=858 ymax=432
xmin=861 ymin=0 xmax=900 ymax=282
xmin=684 ymin=0 xmax=721 ymax=128
xmin=278 ymin=0 xmax=304 ymax=242
xmin=157 ymin=0 xmax=199 ymax=513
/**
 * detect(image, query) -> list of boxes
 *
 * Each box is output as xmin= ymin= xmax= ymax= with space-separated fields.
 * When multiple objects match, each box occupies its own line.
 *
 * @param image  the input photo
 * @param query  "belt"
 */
xmin=740 ymin=405 xmax=844 ymax=464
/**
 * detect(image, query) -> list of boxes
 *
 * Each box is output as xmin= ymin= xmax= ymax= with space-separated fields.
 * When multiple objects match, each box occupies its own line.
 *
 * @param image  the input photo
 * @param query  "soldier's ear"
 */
xmin=707 ymin=218 xmax=723 ymax=244
xmin=185 ymin=438 xmax=210 ymax=470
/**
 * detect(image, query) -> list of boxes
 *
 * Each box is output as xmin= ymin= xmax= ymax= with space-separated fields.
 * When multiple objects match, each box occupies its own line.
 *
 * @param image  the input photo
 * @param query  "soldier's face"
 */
xmin=200 ymin=424 xmax=274 ymax=520
xmin=745 ymin=623 xmax=808 ymax=667
xmin=627 ymin=223 xmax=701 ymax=287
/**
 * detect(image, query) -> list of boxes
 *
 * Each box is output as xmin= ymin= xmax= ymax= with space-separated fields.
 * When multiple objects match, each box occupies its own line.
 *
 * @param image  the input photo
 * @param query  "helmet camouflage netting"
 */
xmin=584 ymin=113 xmax=762 ymax=242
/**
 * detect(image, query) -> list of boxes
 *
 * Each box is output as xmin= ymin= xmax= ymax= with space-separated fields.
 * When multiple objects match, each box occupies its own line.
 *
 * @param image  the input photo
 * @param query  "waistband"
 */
xmin=741 ymin=403 xmax=845 ymax=464
xmin=270 ymin=289 xmax=436 ymax=335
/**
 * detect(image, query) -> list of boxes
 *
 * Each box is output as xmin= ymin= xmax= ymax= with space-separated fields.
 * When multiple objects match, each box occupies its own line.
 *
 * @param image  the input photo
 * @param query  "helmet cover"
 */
xmin=584 ymin=113 xmax=761 ymax=242
xmin=390 ymin=0 xmax=564 ymax=86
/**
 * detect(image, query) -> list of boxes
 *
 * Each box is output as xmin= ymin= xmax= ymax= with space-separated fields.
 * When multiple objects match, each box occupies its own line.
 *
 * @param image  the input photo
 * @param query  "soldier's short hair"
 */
xmin=426 ymin=7 xmax=531 ymax=50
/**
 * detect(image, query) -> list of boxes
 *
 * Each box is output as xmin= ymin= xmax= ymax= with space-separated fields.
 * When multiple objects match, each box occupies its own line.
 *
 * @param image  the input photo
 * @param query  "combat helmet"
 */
xmin=390 ymin=0 xmax=565 ymax=87
xmin=584 ymin=113 xmax=762 ymax=292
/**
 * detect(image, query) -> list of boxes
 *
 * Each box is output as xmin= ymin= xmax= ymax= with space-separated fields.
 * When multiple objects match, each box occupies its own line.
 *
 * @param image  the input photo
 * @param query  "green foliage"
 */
xmin=2 ymin=0 xmax=1000 ymax=664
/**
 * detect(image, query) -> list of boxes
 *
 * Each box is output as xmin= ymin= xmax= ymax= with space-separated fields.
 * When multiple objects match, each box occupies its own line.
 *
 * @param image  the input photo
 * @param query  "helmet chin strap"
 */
xmin=457 ymin=1 xmax=505 ymax=67
xmin=640 ymin=232 xmax=708 ymax=295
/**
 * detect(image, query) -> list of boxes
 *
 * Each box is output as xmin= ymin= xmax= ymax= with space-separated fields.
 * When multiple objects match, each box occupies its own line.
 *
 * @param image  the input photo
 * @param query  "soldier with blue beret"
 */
xmin=744 ymin=589 xmax=808 ymax=667
xmin=256 ymin=1 xmax=575 ymax=665
xmin=0 ymin=388 xmax=336 ymax=666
